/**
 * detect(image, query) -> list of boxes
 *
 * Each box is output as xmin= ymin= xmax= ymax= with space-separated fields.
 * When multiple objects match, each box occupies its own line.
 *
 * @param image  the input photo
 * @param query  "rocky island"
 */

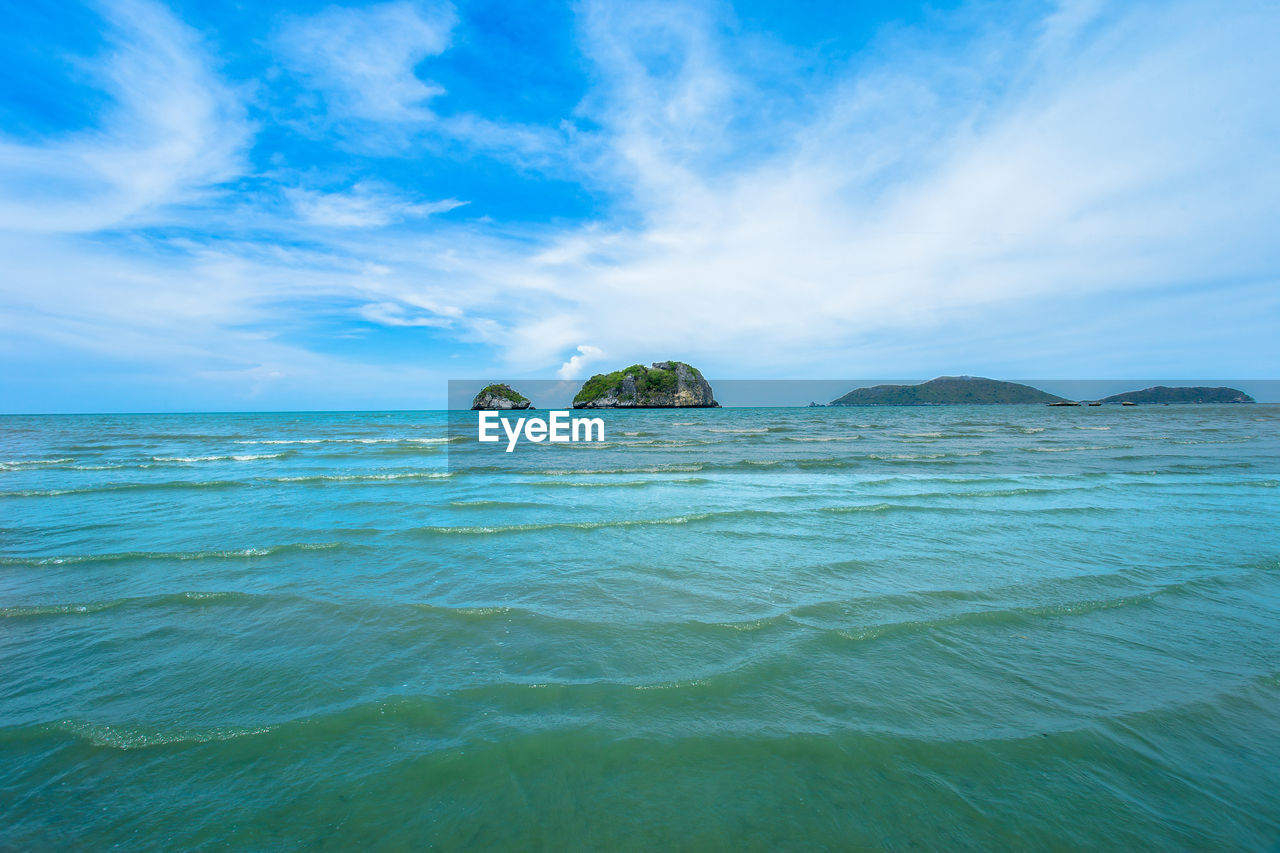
xmin=573 ymin=361 xmax=720 ymax=408
xmin=830 ymin=376 xmax=1067 ymax=406
xmin=1098 ymin=386 xmax=1254 ymax=404
xmin=470 ymin=383 xmax=534 ymax=410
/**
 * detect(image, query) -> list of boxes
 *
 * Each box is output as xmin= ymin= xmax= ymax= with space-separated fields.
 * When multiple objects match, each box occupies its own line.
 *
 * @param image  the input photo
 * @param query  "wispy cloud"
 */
xmin=276 ymin=1 xmax=456 ymax=123
xmin=0 ymin=0 xmax=249 ymax=233
xmin=287 ymin=182 xmax=465 ymax=228
xmin=456 ymin=0 xmax=1280 ymax=375
xmin=272 ymin=0 xmax=581 ymax=164
xmin=358 ymin=299 xmax=461 ymax=327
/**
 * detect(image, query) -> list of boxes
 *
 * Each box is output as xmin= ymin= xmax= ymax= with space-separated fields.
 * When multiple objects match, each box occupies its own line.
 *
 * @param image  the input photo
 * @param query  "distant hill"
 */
xmin=830 ymin=376 xmax=1067 ymax=406
xmin=1098 ymin=386 xmax=1254 ymax=404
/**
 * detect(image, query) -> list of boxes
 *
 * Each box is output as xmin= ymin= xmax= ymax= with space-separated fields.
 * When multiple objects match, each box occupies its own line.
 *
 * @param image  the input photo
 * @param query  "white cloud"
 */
xmin=288 ymin=183 xmax=465 ymax=227
xmin=0 ymin=0 xmax=249 ymax=232
xmin=449 ymin=0 xmax=1280 ymax=376
xmin=557 ymin=345 xmax=606 ymax=379
xmin=358 ymin=301 xmax=458 ymax=327
xmin=273 ymin=1 xmax=585 ymax=165
xmin=277 ymin=1 xmax=456 ymax=123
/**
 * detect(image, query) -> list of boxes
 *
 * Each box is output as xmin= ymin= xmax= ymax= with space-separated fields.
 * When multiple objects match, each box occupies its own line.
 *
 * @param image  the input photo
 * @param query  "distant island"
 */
xmin=470 ymin=375 xmax=1258 ymax=410
xmin=1097 ymin=386 xmax=1254 ymax=404
xmin=471 ymin=383 xmax=534 ymax=410
xmin=830 ymin=376 xmax=1067 ymax=406
xmin=573 ymin=361 xmax=720 ymax=408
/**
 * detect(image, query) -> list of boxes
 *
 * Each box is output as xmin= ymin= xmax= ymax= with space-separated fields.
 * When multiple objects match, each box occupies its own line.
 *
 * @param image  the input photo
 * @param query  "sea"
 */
xmin=2 ymin=405 xmax=1278 ymax=850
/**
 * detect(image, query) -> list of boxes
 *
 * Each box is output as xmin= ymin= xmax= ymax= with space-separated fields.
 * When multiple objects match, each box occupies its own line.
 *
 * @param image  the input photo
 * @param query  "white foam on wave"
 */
xmin=0 ymin=458 xmax=74 ymax=470
xmin=235 ymin=437 xmax=450 ymax=445
xmin=867 ymin=453 xmax=947 ymax=460
xmin=152 ymin=453 xmax=286 ymax=463
xmin=51 ymin=719 xmax=276 ymax=750
xmin=272 ymin=472 xmax=452 ymax=483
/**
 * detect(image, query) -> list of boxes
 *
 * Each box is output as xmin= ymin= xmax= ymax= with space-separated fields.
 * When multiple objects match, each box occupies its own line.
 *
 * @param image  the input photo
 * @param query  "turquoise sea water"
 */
xmin=2 ymin=406 xmax=1279 ymax=850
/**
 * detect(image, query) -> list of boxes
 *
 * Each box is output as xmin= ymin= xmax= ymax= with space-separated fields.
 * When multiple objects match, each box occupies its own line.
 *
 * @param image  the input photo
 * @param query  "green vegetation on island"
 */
xmin=573 ymin=361 xmax=719 ymax=408
xmin=830 ymin=376 xmax=1067 ymax=406
xmin=1098 ymin=386 xmax=1254 ymax=404
xmin=470 ymin=383 xmax=534 ymax=410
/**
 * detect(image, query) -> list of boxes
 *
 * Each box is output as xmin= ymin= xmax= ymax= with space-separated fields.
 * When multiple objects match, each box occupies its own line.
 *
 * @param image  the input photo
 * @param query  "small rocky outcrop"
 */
xmin=471 ymin=384 xmax=534 ymax=410
xmin=572 ymin=361 xmax=719 ymax=408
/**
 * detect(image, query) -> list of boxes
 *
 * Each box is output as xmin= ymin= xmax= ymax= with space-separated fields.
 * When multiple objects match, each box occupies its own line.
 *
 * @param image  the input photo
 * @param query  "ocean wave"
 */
xmin=234 ymin=437 xmax=454 ymax=446
xmin=1023 ymin=445 xmax=1129 ymax=452
xmin=270 ymin=472 xmax=451 ymax=483
xmin=818 ymin=502 xmax=898 ymax=514
xmin=866 ymin=452 xmax=948 ymax=460
xmin=410 ymin=509 xmax=780 ymax=536
xmin=860 ymin=485 xmax=1101 ymax=501
xmin=290 ymin=565 xmax=1267 ymax=641
xmin=151 ymin=452 xmax=289 ymax=462
xmin=456 ymin=454 xmax=1021 ymax=477
xmin=509 ymin=465 xmax=706 ymax=476
xmin=817 ymin=502 xmax=1110 ymax=517
xmin=514 ymin=456 xmax=990 ymax=475
xmin=1 ymin=590 xmax=256 ymax=618
xmin=520 ymin=477 xmax=712 ymax=489
xmin=46 ymin=719 xmax=275 ymax=750
xmin=0 ymin=479 xmax=248 ymax=498
xmin=414 ymin=603 xmax=516 ymax=618
xmin=828 ymin=609 xmax=1031 ymax=641
xmin=0 ymin=542 xmax=347 ymax=568
xmin=0 ymin=458 xmax=74 ymax=470
xmin=401 ymin=602 xmax=802 ymax=642
xmin=785 ymin=581 xmax=1213 ymax=643
xmin=632 ymin=677 xmax=712 ymax=691
xmin=1110 ymin=459 xmax=1254 ymax=470
xmin=1167 ymin=437 xmax=1254 ymax=445
xmin=611 ymin=439 xmax=711 ymax=448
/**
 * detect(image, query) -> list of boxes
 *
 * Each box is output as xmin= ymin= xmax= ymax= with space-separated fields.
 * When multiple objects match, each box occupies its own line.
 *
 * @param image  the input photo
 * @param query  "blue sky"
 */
xmin=1 ymin=0 xmax=1277 ymax=411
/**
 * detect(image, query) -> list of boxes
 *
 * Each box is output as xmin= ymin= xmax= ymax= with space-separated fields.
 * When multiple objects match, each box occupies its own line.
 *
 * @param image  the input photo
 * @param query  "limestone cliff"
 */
xmin=471 ymin=384 xmax=534 ymax=410
xmin=572 ymin=362 xmax=719 ymax=408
